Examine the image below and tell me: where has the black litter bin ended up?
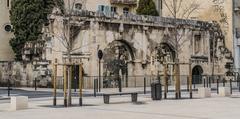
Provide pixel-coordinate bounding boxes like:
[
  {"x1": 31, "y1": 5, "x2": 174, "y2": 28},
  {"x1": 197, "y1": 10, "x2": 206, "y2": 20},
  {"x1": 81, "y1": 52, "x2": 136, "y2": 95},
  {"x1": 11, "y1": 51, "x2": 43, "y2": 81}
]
[{"x1": 151, "y1": 82, "x2": 162, "y2": 100}]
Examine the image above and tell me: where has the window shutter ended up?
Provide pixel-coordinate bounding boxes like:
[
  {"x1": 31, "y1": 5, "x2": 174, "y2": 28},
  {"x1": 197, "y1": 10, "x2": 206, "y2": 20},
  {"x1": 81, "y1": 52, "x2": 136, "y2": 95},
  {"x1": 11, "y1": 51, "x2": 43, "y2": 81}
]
[
  {"x1": 98, "y1": 5, "x2": 102, "y2": 12},
  {"x1": 104, "y1": 6, "x2": 110, "y2": 16}
]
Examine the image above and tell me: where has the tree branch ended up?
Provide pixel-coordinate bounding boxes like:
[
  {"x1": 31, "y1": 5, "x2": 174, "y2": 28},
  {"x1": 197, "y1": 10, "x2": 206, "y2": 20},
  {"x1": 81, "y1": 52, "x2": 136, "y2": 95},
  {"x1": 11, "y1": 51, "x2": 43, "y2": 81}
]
[{"x1": 162, "y1": 0, "x2": 175, "y2": 17}]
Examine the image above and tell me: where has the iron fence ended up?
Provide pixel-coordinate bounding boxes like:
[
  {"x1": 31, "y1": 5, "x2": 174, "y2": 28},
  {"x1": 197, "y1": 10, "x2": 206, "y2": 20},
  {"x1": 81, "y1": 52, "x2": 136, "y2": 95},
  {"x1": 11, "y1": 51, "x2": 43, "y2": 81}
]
[{"x1": 1, "y1": 75, "x2": 240, "y2": 92}]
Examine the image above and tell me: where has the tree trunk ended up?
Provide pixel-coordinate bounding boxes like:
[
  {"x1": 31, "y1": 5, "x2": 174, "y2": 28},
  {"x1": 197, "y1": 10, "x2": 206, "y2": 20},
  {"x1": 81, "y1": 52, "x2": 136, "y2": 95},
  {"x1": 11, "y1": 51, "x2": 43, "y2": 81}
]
[{"x1": 67, "y1": 49, "x2": 72, "y2": 106}]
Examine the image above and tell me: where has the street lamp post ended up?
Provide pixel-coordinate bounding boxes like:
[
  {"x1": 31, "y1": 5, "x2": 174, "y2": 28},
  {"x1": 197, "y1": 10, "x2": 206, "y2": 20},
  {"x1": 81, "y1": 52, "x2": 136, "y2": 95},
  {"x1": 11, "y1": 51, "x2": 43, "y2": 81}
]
[{"x1": 98, "y1": 50, "x2": 103, "y2": 92}]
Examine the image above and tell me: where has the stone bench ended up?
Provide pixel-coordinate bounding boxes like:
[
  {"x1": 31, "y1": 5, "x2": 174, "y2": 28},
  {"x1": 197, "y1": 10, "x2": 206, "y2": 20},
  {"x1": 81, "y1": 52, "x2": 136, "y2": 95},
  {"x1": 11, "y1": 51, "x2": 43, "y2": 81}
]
[
  {"x1": 219, "y1": 87, "x2": 231, "y2": 97},
  {"x1": 103, "y1": 92, "x2": 138, "y2": 104},
  {"x1": 198, "y1": 87, "x2": 211, "y2": 98},
  {"x1": 10, "y1": 96, "x2": 28, "y2": 111}
]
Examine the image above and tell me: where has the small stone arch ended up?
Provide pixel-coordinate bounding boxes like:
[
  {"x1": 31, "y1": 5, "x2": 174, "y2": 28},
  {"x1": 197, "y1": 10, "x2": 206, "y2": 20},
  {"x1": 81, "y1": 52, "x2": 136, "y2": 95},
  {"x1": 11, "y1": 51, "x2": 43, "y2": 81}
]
[
  {"x1": 192, "y1": 65, "x2": 204, "y2": 84},
  {"x1": 115, "y1": 40, "x2": 135, "y2": 61},
  {"x1": 159, "y1": 42, "x2": 176, "y2": 62}
]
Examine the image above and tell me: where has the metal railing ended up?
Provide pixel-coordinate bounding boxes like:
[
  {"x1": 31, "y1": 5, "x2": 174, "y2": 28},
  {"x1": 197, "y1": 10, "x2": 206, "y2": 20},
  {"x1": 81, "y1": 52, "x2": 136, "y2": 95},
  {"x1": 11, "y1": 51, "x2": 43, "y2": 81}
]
[{"x1": 1, "y1": 75, "x2": 240, "y2": 92}]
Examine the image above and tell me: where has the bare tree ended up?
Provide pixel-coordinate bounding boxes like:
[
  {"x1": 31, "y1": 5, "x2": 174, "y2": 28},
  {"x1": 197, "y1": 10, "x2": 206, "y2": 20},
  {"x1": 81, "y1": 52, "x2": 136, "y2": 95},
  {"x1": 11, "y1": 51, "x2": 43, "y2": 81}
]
[
  {"x1": 49, "y1": 0, "x2": 98, "y2": 106},
  {"x1": 162, "y1": 0, "x2": 201, "y2": 99},
  {"x1": 49, "y1": 0, "x2": 77, "y2": 107}
]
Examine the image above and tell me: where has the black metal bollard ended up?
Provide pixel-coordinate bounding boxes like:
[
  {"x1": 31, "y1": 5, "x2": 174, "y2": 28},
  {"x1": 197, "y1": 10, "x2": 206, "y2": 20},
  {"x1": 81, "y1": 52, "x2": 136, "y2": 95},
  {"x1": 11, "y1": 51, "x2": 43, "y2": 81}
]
[
  {"x1": 7, "y1": 79, "x2": 10, "y2": 97},
  {"x1": 62, "y1": 78, "x2": 64, "y2": 92},
  {"x1": 74, "y1": 77, "x2": 77, "y2": 92},
  {"x1": 209, "y1": 77, "x2": 211, "y2": 88},
  {"x1": 206, "y1": 77, "x2": 209, "y2": 88},
  {"x1": 204, "y1": 78, "x2": 206, "y2": 87},
  {"x1": 144, "y1": 77, "x2": 146, "y2": 94},
  {"x1": 126, "y1": 76, "x2": 128, "y2": 88},
  {"x1": 239, "y1": 79, "x2": 240, "y2": 92},
  {"x1": 223, "y1": 78, "x2": 225, "y2": 87},
  {"x1": 119, "y1": 78, "x2": 122, "y2": 92},
  {"x1": 79, "y1": 97, "x2": 83, "y2": 106},
  {"x1": 34, "y1": 78, "x2": 37, "y2": 91},
  {"x1": 239, "y1": 80, "x2": 240, "y2": 92},
  {"x1": 217, "y1": 79, "x2": 219, "y2": 94},
  {"x1": 193, "y1": 78, "x2": 196, "y2": 89},
  {"x1": 167, "y1": 78, "x2": 169, "y2": 93},
  {"x1": 230, "y1": 79, "x2": 233, "y2": 94},
  {"x1": 187, "y1": 77, "x2": 189, "y2": 92},
  {"x1": 237, "y1": 78, "x2": 240, "y2": 86},
  {"x1": 237, "y1": 79, "x2": 239, "y2": 87},
  {"x1": 94, "y1": 79, "x2": 97, "y2": 97}
]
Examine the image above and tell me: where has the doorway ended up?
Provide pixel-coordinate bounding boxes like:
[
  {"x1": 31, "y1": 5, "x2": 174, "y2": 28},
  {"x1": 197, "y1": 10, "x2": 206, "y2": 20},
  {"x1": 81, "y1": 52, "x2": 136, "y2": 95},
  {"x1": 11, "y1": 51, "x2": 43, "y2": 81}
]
[{"x1": 192, "y1": 65, "x2": 203, "y2": 84}]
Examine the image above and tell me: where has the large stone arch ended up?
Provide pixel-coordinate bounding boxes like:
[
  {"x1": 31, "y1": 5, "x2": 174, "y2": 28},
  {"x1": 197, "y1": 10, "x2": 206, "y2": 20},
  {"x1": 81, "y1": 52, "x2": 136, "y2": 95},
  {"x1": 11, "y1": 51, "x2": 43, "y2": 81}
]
[
  {"x1": 103, "y1": 40, "x2": 135, "y2": 63},
  {"x1": 102, "y1": 40, "x2": 135, "y2": 88}
]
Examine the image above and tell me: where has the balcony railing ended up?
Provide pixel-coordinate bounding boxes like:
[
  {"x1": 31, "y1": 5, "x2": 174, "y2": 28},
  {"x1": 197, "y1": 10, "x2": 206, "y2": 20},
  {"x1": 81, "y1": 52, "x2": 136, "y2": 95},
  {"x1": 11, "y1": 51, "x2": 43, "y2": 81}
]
[{"x1": 110, "y1": 0, "x2": 137, "y2": 5}]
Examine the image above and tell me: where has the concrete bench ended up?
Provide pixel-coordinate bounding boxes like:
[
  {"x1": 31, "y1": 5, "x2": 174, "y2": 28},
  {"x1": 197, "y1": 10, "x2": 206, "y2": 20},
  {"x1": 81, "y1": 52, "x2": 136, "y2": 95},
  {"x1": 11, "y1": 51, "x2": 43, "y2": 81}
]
[
  {"x1": 10, "y1": 96, "x2": 28, "y2": 111},
  {"x1": 198, "y1": 87, "x2": 211, "y2": 98},
  {"x1": 219, "y1": 87, "x2": 231, "y2": 97},
  {"x1": 103, "y1": 92, "x2": 138, "y2": 104}
]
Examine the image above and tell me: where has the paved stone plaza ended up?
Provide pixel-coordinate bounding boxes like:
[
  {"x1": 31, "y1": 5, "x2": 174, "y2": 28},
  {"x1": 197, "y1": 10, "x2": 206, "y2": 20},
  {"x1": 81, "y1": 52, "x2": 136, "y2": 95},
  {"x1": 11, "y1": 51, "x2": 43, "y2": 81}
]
[{"x1": 1, "y1": 91, "x2": 240, "y2": 119}]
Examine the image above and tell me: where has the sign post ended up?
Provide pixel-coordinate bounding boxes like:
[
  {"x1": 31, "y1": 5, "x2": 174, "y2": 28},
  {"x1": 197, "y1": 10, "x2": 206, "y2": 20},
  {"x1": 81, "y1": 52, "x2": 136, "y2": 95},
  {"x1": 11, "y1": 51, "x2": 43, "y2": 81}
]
[{"x1": 98, "y1": 50, "x2": 103, "y2": 92}]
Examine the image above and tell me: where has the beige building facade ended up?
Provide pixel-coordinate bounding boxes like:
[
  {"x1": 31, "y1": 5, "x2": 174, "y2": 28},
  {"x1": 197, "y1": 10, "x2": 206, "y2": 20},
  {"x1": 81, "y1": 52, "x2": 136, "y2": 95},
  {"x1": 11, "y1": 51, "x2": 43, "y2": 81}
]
[
  {"x1": 0, "y1": 0, "x2": 236, "y2": 88},
  {"x1": 0, "y1": 0, "x2": 14, "y2": 62},
  {"x1": 0, "y1": 0, "x2": 14, "y2": 86},
  {"x1": 162, "y1": 0, "x2": 233, "y2": 51},
  {"x1": 46, "y1": 4, "x2": 231, "y2": 88},
  {"x1": 64, "y1": 0, "x2": 138, "y2": 15}
]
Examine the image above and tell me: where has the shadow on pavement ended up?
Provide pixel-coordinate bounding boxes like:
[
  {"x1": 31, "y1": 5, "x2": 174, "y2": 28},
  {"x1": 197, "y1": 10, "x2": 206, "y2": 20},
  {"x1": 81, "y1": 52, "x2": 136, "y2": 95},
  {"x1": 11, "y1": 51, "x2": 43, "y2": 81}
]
[
  {"x1": 106, "y1": 101, "x2": 147, "y2": 105},
  {"x1": 39, "y1": 104, "x2": 99, "y2": 108}
]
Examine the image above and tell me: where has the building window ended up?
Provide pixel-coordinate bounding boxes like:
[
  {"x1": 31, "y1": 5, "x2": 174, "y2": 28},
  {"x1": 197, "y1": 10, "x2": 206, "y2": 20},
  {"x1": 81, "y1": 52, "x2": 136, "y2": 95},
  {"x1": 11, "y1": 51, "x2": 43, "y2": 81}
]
[
  {"x1": 194, "y1": 35, "x2": 201, "y2": 54},
  {"x1": 75, "y1": 3, "x2": 82, "y2": 10},
  {"x1": 98, "y1": 5, "x2": 105, "y2": 12},
  {"x1": 4, "y1": 24, "x2": 12, "y2": 32},
  {"x1": 111, "y1": 6, "x2": 117, "y2": 13},
  {"x1": 123, "y1": 7, "x2": 129, "y2": 15},
  {"x1": 7, "y1": 0, "x2": 10, "y2": 7},
  {"x1": 160, "y1": 0, "x2": 162, "y2": 9}
]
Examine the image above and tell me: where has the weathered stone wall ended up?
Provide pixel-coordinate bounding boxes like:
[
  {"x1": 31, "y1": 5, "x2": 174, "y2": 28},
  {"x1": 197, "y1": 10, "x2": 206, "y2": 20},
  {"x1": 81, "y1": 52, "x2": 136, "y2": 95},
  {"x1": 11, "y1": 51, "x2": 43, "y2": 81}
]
[{"x1": 49, "y1": 12, "x2": 222, "y2": 78}]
